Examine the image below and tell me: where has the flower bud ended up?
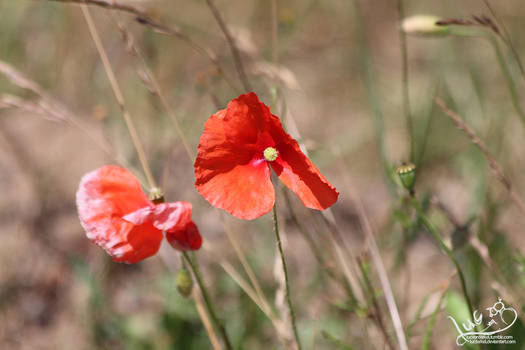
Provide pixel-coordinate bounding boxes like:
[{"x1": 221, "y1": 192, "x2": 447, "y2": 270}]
[
  {"x1": 401, "y1": 15, "x2": 450, "y2": 37},
  {"x1": 176, "y1": 267, "x2": 193, "y2": 298},
  {"x1": 148, "y1": 187, "x2": 164, "y2": 204},
  {"x1": 396, "y1": 163, "x2": 416, "y2": 192}
]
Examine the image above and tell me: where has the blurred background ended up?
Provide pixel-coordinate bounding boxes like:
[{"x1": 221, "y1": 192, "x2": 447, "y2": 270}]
[{"x1": 1, "y1": 0, "x2": 525, "y2": 348}]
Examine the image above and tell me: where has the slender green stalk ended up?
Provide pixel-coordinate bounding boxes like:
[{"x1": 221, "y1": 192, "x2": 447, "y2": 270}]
[
  {"x1": 410, "y1": 199, "x2": 474, "y2": 318},
  {"x1": 272, "y1": 205, "x2": 302, "y2": 350},
  {"x1": 183, "y1": 251, "x2": 233, "y2": 350},
  {"x1": 481, "y1": 0, "x2": 525, "y2": 80},
  {"x1": 488, "y1": 36, "x2": 525, "y2": 127},
  {"x1": 421, "y1": 287, "x2": 448, "y2": 350},
  {"x1": 449, "y1": 27, "x2": 525, "y2": 130},
  {"x1": 356, "y1": 258, "x2": 396, "y2": 350},
  {"x1": 350, "y1": 0, "x2": 394, "y2": 189},
  {"x1": 396, "y1": 0, "x2": 415, "y2": 163},
  {"x1": 282, "y1": 191, "x2": 357, "y2": 304},
  {"x1": 205, "y1": 0, "x2": 251, "y2": 91}
]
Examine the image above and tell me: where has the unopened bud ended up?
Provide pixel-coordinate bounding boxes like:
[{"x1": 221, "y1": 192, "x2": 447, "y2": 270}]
[
  {"x1": 176, "y1": 267, "x2": 193, "y2": 298},
  {"x1": 148, "y1": 187, "x2": 164, "y2": 204},
  {"x1": 396, "y1": 163, "x2": 416, "y2": 192},
  {"x1": 402, "y1": 15, "x2": 450, "y2": 37}
]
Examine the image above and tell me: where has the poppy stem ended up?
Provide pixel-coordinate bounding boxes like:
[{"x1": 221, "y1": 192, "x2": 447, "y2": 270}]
[
  {"x1": 272, "y1": 205, "x2": 302, "y2": 350},
  {"x1": 182, "y1": 251, "x2": 233, "y2": 350}
]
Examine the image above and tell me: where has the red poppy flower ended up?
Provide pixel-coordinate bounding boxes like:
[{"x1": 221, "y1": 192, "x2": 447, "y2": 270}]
[
  {"x1": 194, "y1": 92, "x2": 339, "y2": 220},
  {"x1": 76, "y1": 165, "x2": 202, "y2": 264}
]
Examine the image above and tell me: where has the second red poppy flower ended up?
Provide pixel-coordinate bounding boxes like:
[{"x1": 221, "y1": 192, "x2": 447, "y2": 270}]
[{"x1": 194, "y1": 92, "x2": 339, "y2": 220}]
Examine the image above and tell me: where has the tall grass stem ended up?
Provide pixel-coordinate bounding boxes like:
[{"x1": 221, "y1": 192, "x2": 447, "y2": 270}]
[
  {"x1": 396, "y1": 0, "x2": 415, "y2": 162},
  {"x1": 183, "y1": 251, "x2": 233, "y2": 350},
  {"x1": 80, "y1": 4, "x2": 156, "y2": 188},
  {"x1": 272, "y1": 205, "x2": 302, "y2": 350}
]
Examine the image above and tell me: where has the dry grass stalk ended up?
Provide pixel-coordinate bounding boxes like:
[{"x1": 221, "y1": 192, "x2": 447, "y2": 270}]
[
  {"x1": 204, "y1": 0, "x2": 251, "y2": 91},
  {"x1": 0, "y1": 94, "x2": 65, "y2": 123},
  {"x1": 356, "y1": 257, "x2": 396, "y2": 350},
  {"x1": 0, "y1": 60, "x2": 68, "y2": 121},
  {"x1": 113, "y1": 19, "x2": 194, "y2": 160},
  {"x1": 435, "y1": 97, "x2": 525, "y2": 217},
  {"x1": 192, "y1": 289, "x2": 224, "y2": 350},
  {"x1": 481, "y1": 0, "x2": 525, "y2": 78},
  {"x1": 47, "y1": 0, "x2": 238, "y2": 91},
  {"x1": 80, "y1": 3, "x2": 156, "y2": 188},
  {"x1": 48, "y1": 0, "x2": 147, "y2": 16},
  {"x1": 341, "y1": 176, "x2": 409, "y2": 350},
  {"x1": 0, "y1": 60, "x2": 128, "y2": 168},
  {"x1": 436, "y1": 15, "x2": 500, "y2": 35}
]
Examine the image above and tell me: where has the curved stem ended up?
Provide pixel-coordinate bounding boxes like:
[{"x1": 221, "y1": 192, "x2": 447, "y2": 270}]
[
  {"x1": 183, "y1": 251, "x2": 233, "y2": 350},
  {"x1": 272, "y1": 205, "x2": 302, "y2": 350}
]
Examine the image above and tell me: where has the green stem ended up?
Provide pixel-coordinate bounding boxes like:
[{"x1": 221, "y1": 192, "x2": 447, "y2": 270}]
[
  {"x1": 396, "y1": 0, "x2": 415, "y2": 163},
  {"x1": 182, "y1": 251, "x2": 233, "y2": 350},
  {"x1": 272, "y1": 205, "x2": 302, "y2": 350},
  {"x1": 410, "y1": 199, "x2": 474, "y2": 318},
  {"x1": 351, "y1": 0, "x2": 395, "y2": 190},
  {"x1": 421, "y1": 286, "x2": 448, "y2": 350},
  {"x1": 282, "y1": 191, "x2": 357, "y2": 305},
  {"x1": 488, "y1": 36, "x2": 525, "y2": 128},
  {"x1": 450, "y1": 28, "x2": 525, "y2": 131}
]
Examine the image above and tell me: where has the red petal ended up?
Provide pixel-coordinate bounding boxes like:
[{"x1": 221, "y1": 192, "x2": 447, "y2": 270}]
[
  {"x1": 194, "y1": 93, "x2": 276, "y2": 219},
  {"x1": 110, "y1": 221, "x2": 163, "y2": 264},
  {"x1": 123, "y1": 201, "x2": 193, "y2": 232},
  {"x1": 268, "y1": 118, "x2": 339, "y2": 210},
  {"x1": 197, "y1": 159, "x2": 274, "y2": 219},
  {"x1": 76, "y1": 165, "x2": 162, "y2": 263},
  {"x1": 166, "y1": 221, "x2": 203, "y2": 251}
]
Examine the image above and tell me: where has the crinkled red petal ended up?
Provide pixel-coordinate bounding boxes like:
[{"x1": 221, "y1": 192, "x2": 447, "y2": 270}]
[
  {"x1": 197, "y1": 158, "x2": 274, "y2": 219},
  {"x1": 166, "y1": 221, "x2": 202, "y2": 251},
  {"x1": 76, "y1": 165, "x2": 162, "y2": 263},
  {"x1": 267, "y1": 116, "x2": 339, "y2": 210},
  {"x1": 111, "y1": 220, "x2": 163, "y2": 264},
  {"x1": 123, "y1": 201, "x2": 202, "y2": 251},
  {"x1": 123, "y1": 202, "x2": 193, "y2": 232}
]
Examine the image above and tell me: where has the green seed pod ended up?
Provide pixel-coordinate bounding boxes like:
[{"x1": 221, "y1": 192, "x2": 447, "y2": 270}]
[
  {"x1": 401, "y1": 15, "x2": 450, "y2": 37},
  {"x1": 396, "y1": 163, "x2": 416, "y2": 192},
  {"x1": 148, "y1": 187, "x2": 164, "y2": 204},
  {"x1": 176, "y1": 267, "x2": 193, "y2": 298}
]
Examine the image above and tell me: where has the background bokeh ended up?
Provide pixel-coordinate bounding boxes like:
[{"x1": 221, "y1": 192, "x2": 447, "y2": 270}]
[{"x1": 1, "y1": 0, "x2": 525, "y2": 348}]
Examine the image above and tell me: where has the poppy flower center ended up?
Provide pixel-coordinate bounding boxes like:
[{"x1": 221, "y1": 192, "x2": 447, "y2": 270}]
[{"x1": 263, "y1": 147, "x2": 279, "y2": 162}]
